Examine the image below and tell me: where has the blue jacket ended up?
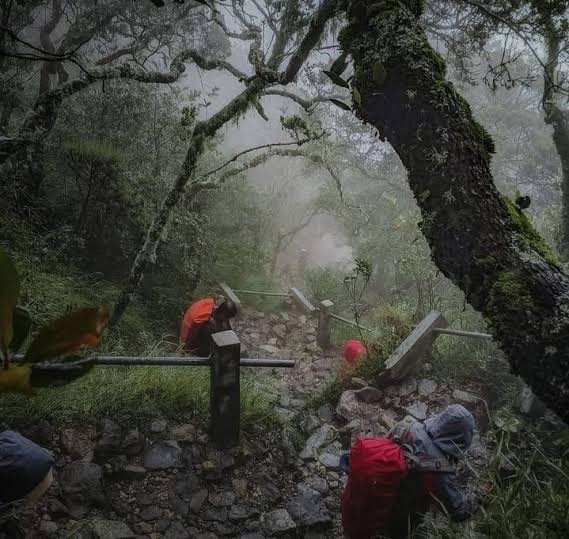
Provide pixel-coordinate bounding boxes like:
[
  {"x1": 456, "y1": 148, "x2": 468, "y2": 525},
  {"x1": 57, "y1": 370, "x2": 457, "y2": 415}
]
[
  {"x1": 405, "y1": 404, "x2": 476, "y2": 521},
  {"x1": 0, "y1": 431, "x2": 54, "y2": 506}
]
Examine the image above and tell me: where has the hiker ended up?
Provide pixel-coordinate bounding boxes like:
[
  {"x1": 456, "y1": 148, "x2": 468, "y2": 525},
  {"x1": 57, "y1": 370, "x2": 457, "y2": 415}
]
[
  {"x1": 341, "y1": 404, "x2": 477, "y2": 539},
  {"x1": 0, "y1": 431, "x2": 54, "y2": 537},
  {"x1": 180, "y1": 298, "x2": 237, "y2": 356}
]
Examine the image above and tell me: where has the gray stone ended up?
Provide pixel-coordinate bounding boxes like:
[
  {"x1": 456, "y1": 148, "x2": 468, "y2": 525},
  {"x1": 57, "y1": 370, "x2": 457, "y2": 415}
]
[
  {"x1": 351, "y1": 377, "x2": 368, "y2": 388},
  {"x1": 405, "y1": 402, "x2": 428, "y2": 420},
  {"x1": 452, "y1": 389, "x2": 478, "y2": 404},
  {"x1": 171, "y1": 424, "x2": 195, "y2": 443},
  {"x1": 190, "y1": 489, "x2": 209, "y2": 513},
  {"x1": 121, "y1": 428, "x2": 144, "y2": 456},
  {"x1": 304, "y1": 476, "x2": 329, "y2": 495},
  {"x1": 300, "y1": 414, "x2": 321, "y2": 434},
  {"x1": 418, "y1": 379, "x2": 438, "y2": 397},
  {"x1": 140, "y1": 505, "x2": 162, "y2": 521},
  {"x1": 59, "y1": 462, "x2": 105, "y2": 518},
  {"x1": 318, "y1": 453, "x2": 340, "y2": 470},
  {"x1": 300, "y1": 425, "x2": 336, "y2": 460},
  {"x1": 398, "y1": 379, "x2": 418, "y2": 397},
  {"x1": 94, "y1": 419, "x2": 122, "y2": 457},
  {"x1": 155, "y1": 519, "x2": 171, "y2": 533},
  {"x1": 89, "y1": 519, "x2": 134, "y2": 539},
  {"x1": 175, "y1": 476, "x2": 201, "y2": 498},
  {"x1": 336, "y1": 391, "x2": 360, "y2": 422},
  {"x1": 379, "y1": 410, "x2": 398, "y2": 430},
  {"x1": 240, "y1": 535, "x2": 265, "y2": 539},
  {"x1": 203, "y1": 507, "x2": 229, "y2": 522},
  {"x1": 259, "y1": 344, "x2": 280, "y2": 355},
  {"x1": 233, "y1": 478, "x2": 248, "y2": 497},
  {"x1": 305, "y1": 341, "x2": 320, "y2": 353},
  {"x1": 143, "y1": 440, "x2": 182, "y2": 470},
  {"x1": 39, "y1": 521, "x2": 58, "y2": 537},
  {"x1": 229, "y1": 505, "x2": 261, "y2": 521},
  {"x1": 263, "y1": 509, "x2": 296, "y2": 536},
  {"x1": 286, "y1": 485, "x2": 331, "y2": 528},
  {"x1": 274, "y1": 407, "x2": 295, "y2": 421},
  {"x1": 60, "y1": 428, "x2": 95, "y2": 460},
  {"x1": 354, "y1": 386, "x2": 382, "y2": 403},
  {"x1": 164, "y1": 521, "x2": 191, "y2": 539},
  {"x1": 273, "y1": 325, "x2": 287, "y2": 339},
  {"x1": 121, "y1": 464, "x2": 146, "y2": 480},
  {"x1": 150, "y1": 418, "x2": 168, "y2": 433},
  {"x1": 209, "y1": 490, "x2": 236, "y2": 507}
]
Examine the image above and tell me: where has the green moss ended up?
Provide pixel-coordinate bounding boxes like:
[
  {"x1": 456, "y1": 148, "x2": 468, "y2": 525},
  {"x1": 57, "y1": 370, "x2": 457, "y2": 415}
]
[
  {"x1": 488, "y1": 270, "x2": 533, "y2": 311},
  {"x1": 503, "y1": 196, "x2": 560, "y2": 268}
]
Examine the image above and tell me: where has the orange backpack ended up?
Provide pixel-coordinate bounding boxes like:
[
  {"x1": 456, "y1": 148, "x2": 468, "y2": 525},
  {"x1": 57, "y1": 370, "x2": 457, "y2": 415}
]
[{"x1": 180, "y1": 298, "x2": 215, "y2": 346}]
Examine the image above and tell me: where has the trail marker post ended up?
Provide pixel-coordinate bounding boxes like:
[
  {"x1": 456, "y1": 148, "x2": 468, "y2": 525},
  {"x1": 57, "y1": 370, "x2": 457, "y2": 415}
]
[{"x1": 317, "y1": 299, "x2": 334, "y2": 349}]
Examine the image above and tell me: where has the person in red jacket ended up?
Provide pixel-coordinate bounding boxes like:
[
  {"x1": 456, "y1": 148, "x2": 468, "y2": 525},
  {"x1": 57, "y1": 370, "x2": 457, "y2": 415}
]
[{"x1": 182, "y1": 300, "x2": 237, "y2": 356}]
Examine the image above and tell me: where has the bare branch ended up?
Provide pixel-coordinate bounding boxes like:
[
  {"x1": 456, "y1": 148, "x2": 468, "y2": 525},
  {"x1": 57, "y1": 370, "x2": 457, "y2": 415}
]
[
  {"x1": 202, "y1": 138, "x2": 312, "y2": 178},
  {"x1": 282, "y1": 0, "x2": 339, "y2": 83},
  {"x1": 263, "y1": 88, "x2": 345, "y2": 110}
]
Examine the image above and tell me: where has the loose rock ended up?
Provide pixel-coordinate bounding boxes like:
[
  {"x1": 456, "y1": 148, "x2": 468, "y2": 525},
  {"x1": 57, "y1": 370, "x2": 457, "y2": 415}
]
[
  {"x1": 143, "y1": 440, "x2": 183, "y2": 470},
  {"x1": 263, "y1": 509, "x2": 296, "y2": 536}
]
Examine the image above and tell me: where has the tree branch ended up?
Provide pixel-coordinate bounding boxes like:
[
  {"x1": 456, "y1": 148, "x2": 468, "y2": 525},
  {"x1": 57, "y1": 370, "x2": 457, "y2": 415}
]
[
  {"x1": 262, "y1": 88, "x2": 345, "y2": 110},
  {"x1": 282, "y1": 0, "x2": 339, "y2": 83}
]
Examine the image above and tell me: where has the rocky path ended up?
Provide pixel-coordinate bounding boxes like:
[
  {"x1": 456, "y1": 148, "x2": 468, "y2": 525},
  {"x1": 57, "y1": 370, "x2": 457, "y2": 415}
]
[{"x1": 7, "y1": 303, "x2": 494, "y2": 539}]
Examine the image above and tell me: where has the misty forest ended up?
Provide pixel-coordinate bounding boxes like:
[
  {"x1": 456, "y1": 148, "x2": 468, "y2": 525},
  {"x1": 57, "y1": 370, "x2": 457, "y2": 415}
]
[{"x1": 1, "y1": 0, "x2": 569, "y2": 538}]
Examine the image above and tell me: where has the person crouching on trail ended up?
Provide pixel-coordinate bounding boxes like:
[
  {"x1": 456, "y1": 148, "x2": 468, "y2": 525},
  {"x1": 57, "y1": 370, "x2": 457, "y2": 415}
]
[
  {"x1": 340, "y1": 404, "x2": 478, "y2": 539},
  {"x1": 180, "y1": 299, "x2": 237, "y2": 356}
]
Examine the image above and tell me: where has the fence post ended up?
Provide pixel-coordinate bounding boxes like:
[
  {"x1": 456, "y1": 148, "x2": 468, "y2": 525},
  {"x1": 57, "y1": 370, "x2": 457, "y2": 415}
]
[
  {"x1": 210, "y1": 330, "x2": 241, "y2": 449},
  {"x1": 317, "y1": 300, "x2": 334, "y2": 349}
]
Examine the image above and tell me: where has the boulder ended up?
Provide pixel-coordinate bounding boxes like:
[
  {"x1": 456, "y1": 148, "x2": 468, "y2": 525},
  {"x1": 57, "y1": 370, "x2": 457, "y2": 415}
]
[
  {"x1": 405, "y1": 402, "x2": 428, "y2": 421},
  {"x1": 59, "y1": 462, "x2": 105, "y2": 518},
  {"x1": 60, "y1": 427, "x2": 95, "y2": 460},
  {"x1": 286, "y1": 485, "x2": 331, "y2": 528},
  {"x1": 418, "y1": 379, "x2": 438, "y2": 397},
  {"x1": 273, "y1": 325, "x2": 287, "y2": 339},
  {"x1": 150, "y1": 418, "x2": 168, "y2": 433},
  {"x1": 353, "y1": 386, "x2": 382, "y2": 403},
  {"x1": 299, "y1": 425, "x2": 336, "y2": 460},
  {"x1": 143, "y1": 440, "x2": 183, "y2": 470},
  {"x1": 94, "y1": 419, "x2": 122, "y2": 457},
  {"x1": 398, "y1": 379, "x2": 418, "y2": 397},
  {"x1": 209, "y1": 490, "x2": 236, "y2": 507},
  {"x1": 121, "y1": 428, "x2": 144, "y2": 456},
  {"x1": 336, "y1": 391, "x2": 360, "y2": 422},
  {"x1": 263, "y1": 509, "x2": 296, "y2": 536},
  {"x1": 190, "y1": 489, "x2": 209, "y2": 513},
  {"x1": 171, "y1": 424, "x2": 195, "y2": 444},
  {"x1": 229, "y1": 505, "x2": 261, "y2": 522}
]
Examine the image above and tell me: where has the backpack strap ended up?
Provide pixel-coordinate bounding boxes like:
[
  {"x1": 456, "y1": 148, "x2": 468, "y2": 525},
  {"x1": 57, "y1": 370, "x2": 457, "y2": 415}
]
[
  {"x1": 404, "y1": 452, "x2": 456, "y2": 473},
  {"x1": 389, "y1": 417, "x2": 456, "y2": 474}
]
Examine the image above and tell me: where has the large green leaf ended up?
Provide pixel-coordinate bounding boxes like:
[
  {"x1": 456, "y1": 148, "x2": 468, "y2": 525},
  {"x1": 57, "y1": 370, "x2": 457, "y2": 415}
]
[
  {"x1": 0, "y1": 246, "x2": 20, "y2": 362},
  {"x1": 24, "y1": 306, "x2": 109, "y2": 363}
]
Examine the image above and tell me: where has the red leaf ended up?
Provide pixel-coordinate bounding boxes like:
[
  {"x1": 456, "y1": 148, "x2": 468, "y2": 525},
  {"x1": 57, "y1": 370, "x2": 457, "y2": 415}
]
[{"x1": 24, "y1": 306, "x2": 109, "y2": 363}]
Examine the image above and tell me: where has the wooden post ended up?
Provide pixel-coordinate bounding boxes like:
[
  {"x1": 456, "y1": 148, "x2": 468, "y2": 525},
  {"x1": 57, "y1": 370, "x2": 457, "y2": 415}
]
[
  {"x1": 317, "y1": 300, "x2": 334, "y2": 349},
  {"x1": 210, "y1": 330, "x2": 241, "y2": 449},
  {"x1": 378, "y1": 311, "x2": 448, "y2": 386},
  {"x1": 289, "y1": 287, "x2": 317, "y2": 314}
]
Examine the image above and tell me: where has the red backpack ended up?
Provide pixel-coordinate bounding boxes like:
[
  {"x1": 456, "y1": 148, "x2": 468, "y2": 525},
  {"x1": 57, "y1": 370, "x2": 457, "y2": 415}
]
[
  {"x1": 340, "y1": 433, "x2": 454, "y2": 539},
  {"x1": 180, "y1": 298, "x2": 215, "y2": 348}
]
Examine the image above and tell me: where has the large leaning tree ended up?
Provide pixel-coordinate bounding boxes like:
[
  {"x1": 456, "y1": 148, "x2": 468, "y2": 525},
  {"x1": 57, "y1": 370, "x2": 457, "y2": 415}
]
[{"x1": 333, "y1": 0, "x2": 569, "y2": 422}]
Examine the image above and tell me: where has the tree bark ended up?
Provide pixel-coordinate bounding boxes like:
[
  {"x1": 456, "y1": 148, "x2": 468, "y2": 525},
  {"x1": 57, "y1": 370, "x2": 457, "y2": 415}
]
[
  {"x1": 340, "y1": 0, "x2": 569, "y2": 422},
  {"x1": 541, "y1": 24, "x2": 569, "y2": 260}
]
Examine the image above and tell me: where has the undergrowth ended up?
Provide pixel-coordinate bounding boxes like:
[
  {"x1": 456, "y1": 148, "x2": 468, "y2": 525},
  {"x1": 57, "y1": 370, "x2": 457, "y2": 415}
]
[
  {"x1": 0, "y1": 244, "x2": 277, "y2": 431},
  {"x1": 428, "y1": 422, "x2": 569, "y2": 539}
]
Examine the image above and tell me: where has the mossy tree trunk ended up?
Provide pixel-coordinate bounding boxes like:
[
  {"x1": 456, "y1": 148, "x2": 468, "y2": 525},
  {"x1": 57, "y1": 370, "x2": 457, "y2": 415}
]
[
  {"x1": 542, "y1": 23, "x2": 569, "y2": 260},
  {"x1": 340, "y1": 0, "x2": 569, "y2": 422}
]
